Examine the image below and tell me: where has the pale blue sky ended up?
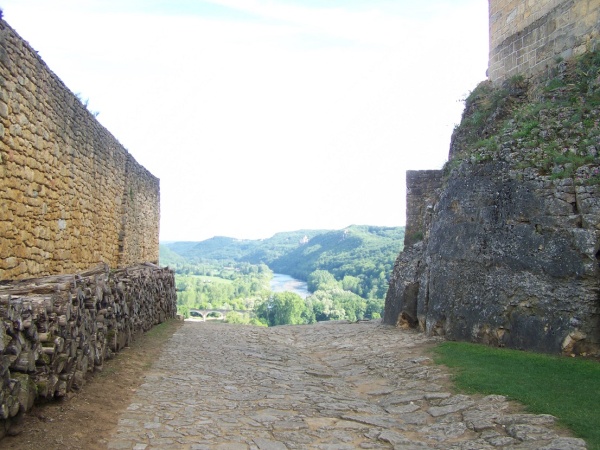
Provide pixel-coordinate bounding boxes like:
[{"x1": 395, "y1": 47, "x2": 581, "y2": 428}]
[{"x1": 1, "y1": 0, "x2": 489, "y2": 242}]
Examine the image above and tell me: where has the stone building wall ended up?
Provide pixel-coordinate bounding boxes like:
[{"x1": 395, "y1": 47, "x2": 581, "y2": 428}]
[
  {"x1": 488, "y1": 0, "x2": 600, "y2": 83},
  {"x1": 0, "y1": 20, "x2": 159, "y2": 280}
]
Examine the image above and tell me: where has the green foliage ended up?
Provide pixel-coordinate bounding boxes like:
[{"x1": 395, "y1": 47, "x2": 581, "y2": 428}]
[
  {"x1": 584, "y1": 168, "x2": 600, "y2": 185},
  {"x1": 511, "y1": 119, "x2": 539, "y2": 139},
  {"x1": 526, "y1": 53, "x2": 600, "y2": 184},
  {"x1": 544, "y1": 77, "x2": 566, "y2": 92},
  {"x1": 268, "y1": 226, "x2": 404, "y2": 300},
  {"x1": 256, "y1": 292, "x2": 313, "y2": 327},
  {"x1": 473, "y1": 137, "x2": 498, "y2": 152},
  {"x1": 307, "y1": 270, "x2": 338, "y2": 292},
  {"x1": 242, "y1": 230, "x2": 328, "y2": 264},
  {"x1": 451, "y1": 75, "x2": 526, "y2": 164},
  {"x1": 163, "y1": 226, "x2": 399, "y2": 327},
  {"x1": 448, "y1": 49, "x2": 600, "y2": 185},
  {"x1": 177, "y1": 305, "x2": 190, "y2": 318},
  {"x1": 159, "y1": 244, "x2": 187, "y2": 267},
  {"x1": 164, "y1": 231, "x2": 327, "y2": 264},
  {"x1": 172, "y1": 258, "x2": 385, "y2": 327},
  {"x1": 306, "y1": 289, "x2": 383, "y2": 322},
  {"x1": 252, "y1": 279, "x2": 384, "y2": 326},
  {"x1": 225, "y1": 311, "x2": 267, "y2": 327},
  {"x1": 540, "y1": 149, "x2": 596, "y2": 180},
  {"x1": 163, "y1": 225, "x2": 404, "y2": 302},
  {"x1": 432, "y1": 342, "x2": 600, "y2": 449},
  {"x1": 341, "y1": 275, "x2": 361, "y2": 293},
  {"x1": 461, "y1": 75, "x2": 524, "y2": 132},
  {"x1": 178, "y1": 236, "x2": 258, "y2": 261},
  {"x1": 174, "y1": 261, "x2": 272, "y2": 314}
]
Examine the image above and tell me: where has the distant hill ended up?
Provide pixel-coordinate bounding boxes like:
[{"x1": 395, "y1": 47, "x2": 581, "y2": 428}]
[
  {"x1": 158, "y1": 244, "x2": 187, "y2": 267},
  {"x1": 240, "y1": 230, "x2": 329, "y2": 265},
  {"x1": 161, "y1": 225, "x2": 405, "y2": 299},
  {"x1": 176, "y1": 236, "x2": 259, "y2": 261},
  {"x1": 268, "y1": 226, "x2": 404, "y2": 281},
  {"x1": 163, "y1": 230, "x2": 329, "y2": 264}
]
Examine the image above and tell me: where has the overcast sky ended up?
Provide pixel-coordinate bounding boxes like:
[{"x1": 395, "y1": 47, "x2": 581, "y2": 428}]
[{"x1": 1, "y1": 0, "x2": 489, "y2": 242}]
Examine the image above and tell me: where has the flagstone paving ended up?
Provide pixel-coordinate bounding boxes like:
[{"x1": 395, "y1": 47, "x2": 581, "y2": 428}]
[{"x1": 107, "y1": 321, "x2": 586, "y2": 449}]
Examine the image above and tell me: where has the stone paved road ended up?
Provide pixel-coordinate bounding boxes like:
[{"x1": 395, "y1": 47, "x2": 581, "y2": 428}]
[{"x1": 107, "y1": 321, "x2": 586, "y2": 449}]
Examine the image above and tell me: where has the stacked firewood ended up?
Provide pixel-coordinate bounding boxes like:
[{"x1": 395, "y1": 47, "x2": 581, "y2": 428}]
[{"x1": 0, "y1": 263, "x2": 176, "y2": 424}]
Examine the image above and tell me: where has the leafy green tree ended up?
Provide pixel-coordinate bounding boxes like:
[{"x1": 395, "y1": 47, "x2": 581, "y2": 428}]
[
  {"x1": 301, "y1": 304, "x2": 316, "y2": 324},
  {"x1": 311, "y1": 297, "x2": 329, "y2": 321},
  {"x1": 307, "y1": 270, "x2": 338, "y2": 292},
  {"x1": 225, "y1": 311, "x2": 248, "y2": 324},
  {"x1": 256, "y1": 292, "x2": 310, "y2": 326},
  {"x1": 177, "y1": 305, "x2": 190, "y2": 318},
  {"x1": 162, "y1": 225, "x2": 405, "y2": 304},
  {"x1": 249, "y1": 317, "x2": 268, "y2": 327},
  {"x1": 341, "y1": 275, "x2": 361, "y2": 294},
  {"x1": 365, "y1": 299, "x2": 384, "y2": 319}
]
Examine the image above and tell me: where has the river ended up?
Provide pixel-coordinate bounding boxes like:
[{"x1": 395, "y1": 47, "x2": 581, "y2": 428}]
[{"x1": 270, "y1": 273, "x2": 309, "y2": 298}]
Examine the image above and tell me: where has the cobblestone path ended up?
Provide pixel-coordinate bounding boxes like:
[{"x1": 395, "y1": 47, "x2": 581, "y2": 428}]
[{"x1": 107, "y1": 321, "x2": 586, "y2": 449}]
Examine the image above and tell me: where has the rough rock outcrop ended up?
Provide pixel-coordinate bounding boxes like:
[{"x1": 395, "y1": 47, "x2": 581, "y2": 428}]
[{"x1": 385, "y1": 54, "x2": 600, "y2": 355}]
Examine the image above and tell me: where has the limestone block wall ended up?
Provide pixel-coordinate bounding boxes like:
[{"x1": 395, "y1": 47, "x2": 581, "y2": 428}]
[
  {"x1": 0, "y1": 20, "x2": 159, "y2": 280},
  {"x1": 119, "y1": 156, "x2": 161, "y2": 267},
  {"x1": 404, "y1": 170, "x2": 442, "y2": 247},
  {"x1": 488, "y1": 0, "x2": 600, "y2": 83}
]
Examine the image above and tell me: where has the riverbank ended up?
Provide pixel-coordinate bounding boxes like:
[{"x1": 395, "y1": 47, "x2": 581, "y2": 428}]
[{"x1": 270, "y1": 273, "x2": 309, "y2": 298}]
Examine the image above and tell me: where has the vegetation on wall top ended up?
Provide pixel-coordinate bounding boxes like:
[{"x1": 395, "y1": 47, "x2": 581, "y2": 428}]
[{"x1": 447, "y1": 49, "x2": 600, "y2": 186}]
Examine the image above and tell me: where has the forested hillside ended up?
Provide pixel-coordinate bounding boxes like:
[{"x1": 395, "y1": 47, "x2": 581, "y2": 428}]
[
  {"x1": 162, "y1": 230, "x2": 327, "y2": 264},
  {"x1": 161, "y1": 225, "x2": 404, "y2": 299},
  {"x1": 268, "y1": 226, "x2": 404, "y2": 299},
  {"x1": 161, "y1": 225, "x2": 404, "y2": 325}
]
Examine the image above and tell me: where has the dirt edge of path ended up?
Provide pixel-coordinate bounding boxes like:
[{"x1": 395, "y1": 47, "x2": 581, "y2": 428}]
[{"x1": 2, "y1": 319, "x2": 184, "y2": 450}]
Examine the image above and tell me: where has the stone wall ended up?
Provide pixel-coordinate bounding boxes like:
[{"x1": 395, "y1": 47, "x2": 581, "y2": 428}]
[
  {"x1": 488, "y1": 0, "x2": 600, "y2": 83},
  {"x1": 0, "y1": 20, "x2": 159, "y2": 280}
]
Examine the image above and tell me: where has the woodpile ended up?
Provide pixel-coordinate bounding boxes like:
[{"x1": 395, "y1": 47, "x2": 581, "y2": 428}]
[{"x1": 0, "y1": 262, "x2": 176, "y2": 430}]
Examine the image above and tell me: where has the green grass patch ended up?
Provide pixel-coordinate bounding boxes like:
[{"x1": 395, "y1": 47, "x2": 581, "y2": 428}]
[
  {"x1": 512, "y1": 120, "x2": 539, "y2": 139},
  {"x1": 473, "y1": 137, "x2": 498, "y2": 152},
  {"x1": 145, "y1": 318, "x2": 181, "y2": 338},
  {"x1": 544, "y1": 77, "x2": 566, "y2": 92},
  {"x1": 585, "y1": 175, "x2": 600, "y2": 185},
  {"x1": 432, "y1": 342, "x2": 600, "y2": 449},
  {"x1": 450, "y1": 49, "x2": 600, "y2": 178}
]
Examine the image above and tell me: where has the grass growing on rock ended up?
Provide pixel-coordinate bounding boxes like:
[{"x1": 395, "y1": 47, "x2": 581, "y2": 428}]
[
  {"x1": 432, "y1": 342, "x2": 600, "y2": 449},
  {"x1": 447, "y1": 50, "x2": 600, "y2": 185}
]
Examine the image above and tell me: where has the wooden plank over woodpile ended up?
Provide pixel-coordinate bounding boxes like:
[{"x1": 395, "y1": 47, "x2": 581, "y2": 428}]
[{"x1": 0, "y1": 263, "x2": 176, "y2": 432}]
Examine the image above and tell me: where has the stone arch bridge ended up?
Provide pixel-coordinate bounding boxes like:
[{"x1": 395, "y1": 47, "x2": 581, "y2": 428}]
[{"x1": 189, "y1": 309, "x2": 251, "y2": 321}]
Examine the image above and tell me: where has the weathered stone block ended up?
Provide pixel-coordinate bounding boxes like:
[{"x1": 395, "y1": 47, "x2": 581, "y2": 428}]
[{"x1": 489, "y1": 0, "x2": 600, "y2": 84}]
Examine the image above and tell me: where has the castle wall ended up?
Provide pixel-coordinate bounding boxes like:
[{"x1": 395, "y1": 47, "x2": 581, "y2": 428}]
[
  {"x1": 0, "y1": 20, "x2": 159, "y2": 280},
  {"x1": 488, "y1": 0, "x2": 600, "y2": 83}
]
